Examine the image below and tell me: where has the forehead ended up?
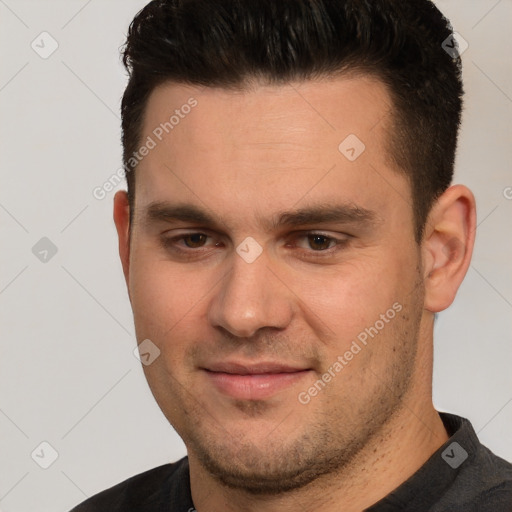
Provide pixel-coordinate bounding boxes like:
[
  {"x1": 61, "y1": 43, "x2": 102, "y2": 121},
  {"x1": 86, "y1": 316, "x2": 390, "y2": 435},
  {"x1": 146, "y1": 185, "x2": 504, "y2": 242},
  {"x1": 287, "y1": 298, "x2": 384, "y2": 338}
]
[
  {"x1": 134, "y1": 76, "x2": 410, "y2": 231},
  {"x1": 142, "y1": 75, "x2": 393, "y2": 153}
]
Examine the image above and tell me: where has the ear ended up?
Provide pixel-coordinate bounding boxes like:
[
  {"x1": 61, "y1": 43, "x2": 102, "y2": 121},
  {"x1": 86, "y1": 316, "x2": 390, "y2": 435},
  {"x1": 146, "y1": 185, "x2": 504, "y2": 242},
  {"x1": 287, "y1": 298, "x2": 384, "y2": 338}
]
[
  {"x1": 113, "y1": 190, "x2": 131, "y2": 286},
  {"x1": 421, "y1": 184, "x2": 476, "y2": 312}
]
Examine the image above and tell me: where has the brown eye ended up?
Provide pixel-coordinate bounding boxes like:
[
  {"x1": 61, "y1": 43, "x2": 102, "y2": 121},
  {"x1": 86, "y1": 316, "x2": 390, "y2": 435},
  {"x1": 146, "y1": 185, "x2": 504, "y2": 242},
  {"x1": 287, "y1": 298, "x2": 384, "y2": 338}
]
[
  {"x1": 183, "y1": 233, "x2": 208, "y2": 248},
  {"x1": 307, "y1": 234, "x2": 333, "y2": 251}
]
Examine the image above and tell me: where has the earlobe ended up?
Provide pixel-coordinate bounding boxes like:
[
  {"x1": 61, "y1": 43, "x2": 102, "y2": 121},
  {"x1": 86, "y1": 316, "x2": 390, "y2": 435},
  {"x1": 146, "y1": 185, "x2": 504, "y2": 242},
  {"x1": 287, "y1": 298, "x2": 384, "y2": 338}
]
[
  {"x1": 113, "y1": 190, "x2": 131, "y2": 286},
  {"x1": 422, "y1": 185, "x2": 476, "y2": 313}
]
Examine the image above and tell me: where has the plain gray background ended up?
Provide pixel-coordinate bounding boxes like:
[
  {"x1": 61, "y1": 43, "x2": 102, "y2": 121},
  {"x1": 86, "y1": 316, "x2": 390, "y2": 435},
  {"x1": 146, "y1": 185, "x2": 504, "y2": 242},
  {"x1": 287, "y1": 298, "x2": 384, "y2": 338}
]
[{"x1": 0, "y1": 1, "x2": 511, "y2": 511}]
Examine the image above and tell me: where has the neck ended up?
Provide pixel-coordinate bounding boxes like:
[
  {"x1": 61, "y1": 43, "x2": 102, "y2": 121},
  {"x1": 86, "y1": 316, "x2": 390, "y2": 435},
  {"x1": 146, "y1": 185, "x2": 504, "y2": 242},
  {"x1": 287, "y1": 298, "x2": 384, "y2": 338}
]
[{"x1": 189, "y1": 402, "x2": 449, "y2": 512}]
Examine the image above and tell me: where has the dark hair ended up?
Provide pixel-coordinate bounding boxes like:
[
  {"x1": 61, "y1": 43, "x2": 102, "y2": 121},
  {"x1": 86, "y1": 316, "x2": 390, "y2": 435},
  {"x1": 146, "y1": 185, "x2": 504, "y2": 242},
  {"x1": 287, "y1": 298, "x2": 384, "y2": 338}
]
[{"x1": 121, "y1": 0, "x2": 463, "y2": 241}]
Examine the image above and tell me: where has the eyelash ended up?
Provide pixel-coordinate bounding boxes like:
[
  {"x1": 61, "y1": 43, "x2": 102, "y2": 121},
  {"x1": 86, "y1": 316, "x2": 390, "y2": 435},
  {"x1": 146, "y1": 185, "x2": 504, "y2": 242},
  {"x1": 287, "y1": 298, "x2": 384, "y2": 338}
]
[{"x1": 160, "y1": 232, "x2": 350, "y2": 260}]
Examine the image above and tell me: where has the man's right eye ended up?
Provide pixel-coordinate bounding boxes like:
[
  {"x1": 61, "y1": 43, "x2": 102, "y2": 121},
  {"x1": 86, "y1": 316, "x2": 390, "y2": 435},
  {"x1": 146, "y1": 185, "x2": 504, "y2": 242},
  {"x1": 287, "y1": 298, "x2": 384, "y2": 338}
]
[
  {"x1": 160, "y1": 232, "x2": 223, "y2": 258},
  {"x1": 181, "y1": 233, "x2": 209, "y2": 248}
]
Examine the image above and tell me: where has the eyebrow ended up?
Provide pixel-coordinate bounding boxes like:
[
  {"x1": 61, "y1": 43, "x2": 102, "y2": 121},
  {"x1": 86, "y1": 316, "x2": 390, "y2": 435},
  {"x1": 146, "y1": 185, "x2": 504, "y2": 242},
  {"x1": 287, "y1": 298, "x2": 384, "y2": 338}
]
[
  {"x1": 146, "y1": 202, "x2": 217, "y2": 226},
  {"x1": 143, "y1": 201, "x2": 378, "y2": 231},
  {"x1": 272, "y1": 204, "x2": 377, "y2": 230}
]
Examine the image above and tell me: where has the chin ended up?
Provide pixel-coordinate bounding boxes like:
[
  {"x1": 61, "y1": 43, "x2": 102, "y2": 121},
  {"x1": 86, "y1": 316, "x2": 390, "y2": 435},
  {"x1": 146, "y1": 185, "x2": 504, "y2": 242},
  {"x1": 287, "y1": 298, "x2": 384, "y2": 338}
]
[
  {"x1": 187, "y1": 426, "x2": 364, "y2": 496},
  {"x1": 199, "y1": 449, "x2": 326, "y2": 495}
]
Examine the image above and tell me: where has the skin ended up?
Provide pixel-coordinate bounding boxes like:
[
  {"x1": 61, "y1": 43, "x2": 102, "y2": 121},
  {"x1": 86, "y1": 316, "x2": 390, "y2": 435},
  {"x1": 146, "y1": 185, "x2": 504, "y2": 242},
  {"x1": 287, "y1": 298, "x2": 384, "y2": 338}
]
[{"x1": 114, "y1": 76, "x2": 476, "y2": 512}]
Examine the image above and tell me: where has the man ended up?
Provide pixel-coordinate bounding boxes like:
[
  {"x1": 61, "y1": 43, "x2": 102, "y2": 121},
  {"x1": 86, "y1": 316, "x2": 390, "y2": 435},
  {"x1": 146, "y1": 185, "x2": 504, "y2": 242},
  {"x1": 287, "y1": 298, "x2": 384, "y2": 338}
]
[{"x1": 72, "y1": 0, "x2": 512, "y2": 510}]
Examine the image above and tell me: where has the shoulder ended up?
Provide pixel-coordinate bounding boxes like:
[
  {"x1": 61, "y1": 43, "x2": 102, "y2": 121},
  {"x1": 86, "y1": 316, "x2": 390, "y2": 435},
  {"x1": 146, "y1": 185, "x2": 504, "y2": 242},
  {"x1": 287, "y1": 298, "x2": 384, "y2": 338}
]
[
  {"x1": 439, "y1": 415, "x2": 512, "y2": 511},
  {"x1": 69, "y1": 458, "x2": 190, "y2": 511},
  {"x1": 463, "y1": 447, "x2": 512, "y2": 511}
]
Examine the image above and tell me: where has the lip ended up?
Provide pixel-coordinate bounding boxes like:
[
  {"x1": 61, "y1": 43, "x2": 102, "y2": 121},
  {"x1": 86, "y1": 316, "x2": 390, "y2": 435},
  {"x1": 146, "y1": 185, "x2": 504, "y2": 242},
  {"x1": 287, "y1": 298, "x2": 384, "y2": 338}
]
[{"x1": 202, "y1": 361, "x2": 312, "y2": 400}]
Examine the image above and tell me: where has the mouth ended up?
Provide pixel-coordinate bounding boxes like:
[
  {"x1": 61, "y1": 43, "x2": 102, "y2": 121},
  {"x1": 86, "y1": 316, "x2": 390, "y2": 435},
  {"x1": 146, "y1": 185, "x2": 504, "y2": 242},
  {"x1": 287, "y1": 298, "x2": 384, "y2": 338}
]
[{"x1": 201, "y1": 361, "x2": 313, "y2": 400}]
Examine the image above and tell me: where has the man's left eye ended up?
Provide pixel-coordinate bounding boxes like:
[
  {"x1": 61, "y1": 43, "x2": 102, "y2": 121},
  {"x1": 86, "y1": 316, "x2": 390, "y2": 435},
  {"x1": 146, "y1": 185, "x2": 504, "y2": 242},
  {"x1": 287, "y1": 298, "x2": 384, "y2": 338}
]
[{"x1": 306, "y1": 234, "x2": 336, "y2": 251}]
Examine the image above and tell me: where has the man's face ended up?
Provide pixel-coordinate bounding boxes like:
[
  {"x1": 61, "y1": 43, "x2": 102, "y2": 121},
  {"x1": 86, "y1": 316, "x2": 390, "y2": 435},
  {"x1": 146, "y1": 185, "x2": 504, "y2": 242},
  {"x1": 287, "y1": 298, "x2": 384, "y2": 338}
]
[{"x1": 124, "y1": 76, "x2": 428, "y2": 493}]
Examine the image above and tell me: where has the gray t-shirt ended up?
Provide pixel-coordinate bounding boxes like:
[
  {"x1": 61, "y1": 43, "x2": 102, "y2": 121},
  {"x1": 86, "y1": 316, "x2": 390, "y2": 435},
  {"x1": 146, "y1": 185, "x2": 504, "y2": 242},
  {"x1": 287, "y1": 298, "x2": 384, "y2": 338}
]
[
  {"x1": 71, "y1": 413, "x2": 512, "y2": 511},
  {"x1": 366, "y1": 413, "x2": 512, "y2": 511}
]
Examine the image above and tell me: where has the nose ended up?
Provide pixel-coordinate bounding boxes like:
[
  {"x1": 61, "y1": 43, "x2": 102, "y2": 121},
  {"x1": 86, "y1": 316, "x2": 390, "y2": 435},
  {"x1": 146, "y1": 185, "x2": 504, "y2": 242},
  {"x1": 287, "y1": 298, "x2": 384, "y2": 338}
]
[{"x1": 207, "y1": 248, "x2": 294, "y2": 339}]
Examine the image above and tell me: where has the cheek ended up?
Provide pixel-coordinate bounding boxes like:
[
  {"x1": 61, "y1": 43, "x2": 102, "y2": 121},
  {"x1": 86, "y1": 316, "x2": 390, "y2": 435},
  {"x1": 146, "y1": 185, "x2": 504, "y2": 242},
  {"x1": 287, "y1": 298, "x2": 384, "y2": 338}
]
[
  {"x1": 128, "y1": 253, "x2": 209, "y2": 342},
  {"x1": 129, "y1": 259, "x2": 211, "y2": 397},
  {"x1": 298, "y1": 252, "x2": 418, "y2": 347}
]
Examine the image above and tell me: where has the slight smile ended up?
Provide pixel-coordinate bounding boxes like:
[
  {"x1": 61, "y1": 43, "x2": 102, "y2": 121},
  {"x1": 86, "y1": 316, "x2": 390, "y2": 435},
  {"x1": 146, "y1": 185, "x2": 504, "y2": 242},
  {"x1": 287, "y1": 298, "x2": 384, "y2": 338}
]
[{"x1": 202, "y1": 362, "x2": 313, "y2": 400}]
